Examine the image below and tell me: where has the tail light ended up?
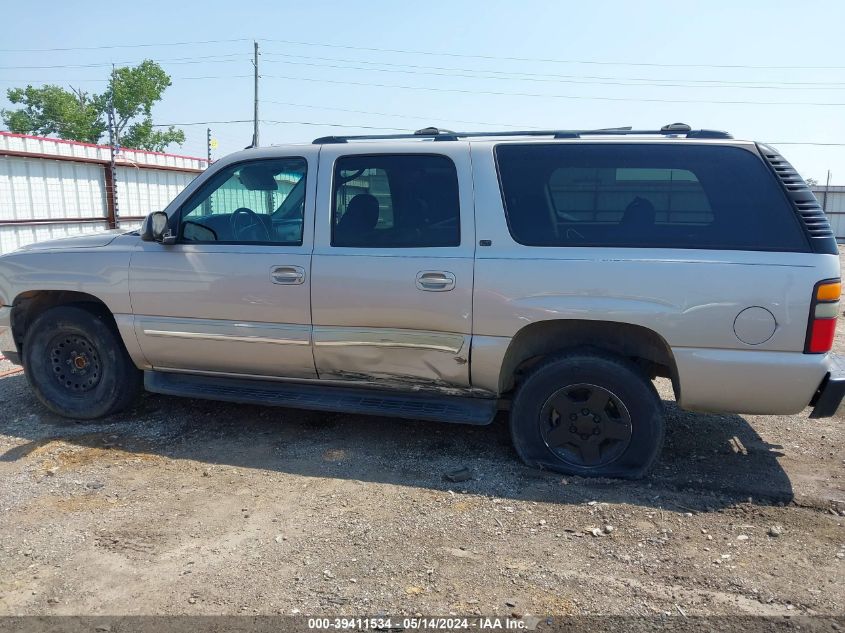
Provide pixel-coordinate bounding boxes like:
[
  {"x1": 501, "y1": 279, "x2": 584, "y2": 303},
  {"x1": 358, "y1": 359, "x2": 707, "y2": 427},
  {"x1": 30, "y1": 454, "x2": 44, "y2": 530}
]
[{"x1": 805, "y1": 279, "x2": 841, "y2": 353}]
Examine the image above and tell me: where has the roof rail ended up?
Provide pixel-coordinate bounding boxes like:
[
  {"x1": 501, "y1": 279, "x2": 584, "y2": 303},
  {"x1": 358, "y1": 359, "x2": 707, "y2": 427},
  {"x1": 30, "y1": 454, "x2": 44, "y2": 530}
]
[{"x1": 312, "y1": 123, "x2": 732, "y2": 144}]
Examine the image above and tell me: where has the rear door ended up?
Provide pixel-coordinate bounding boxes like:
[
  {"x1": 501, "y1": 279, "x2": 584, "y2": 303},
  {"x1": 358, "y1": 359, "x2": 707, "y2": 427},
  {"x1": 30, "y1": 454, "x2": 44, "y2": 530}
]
[
  {"x1": 310, "y1": 143, "x2": 475, "y2": 388},
  {"x1": 129, "y1": 152, "x2": 317, "y2": 378}
]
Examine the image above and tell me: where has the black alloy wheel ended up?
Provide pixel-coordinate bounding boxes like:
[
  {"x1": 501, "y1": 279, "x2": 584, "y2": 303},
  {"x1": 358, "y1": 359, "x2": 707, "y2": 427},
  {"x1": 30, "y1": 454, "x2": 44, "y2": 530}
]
[
  {"x1": 540, "y1": 382, "x2": 633, "y2": 468},
  {"x1": 510, "y1": 349, "x2": 665, "y2": 479}
]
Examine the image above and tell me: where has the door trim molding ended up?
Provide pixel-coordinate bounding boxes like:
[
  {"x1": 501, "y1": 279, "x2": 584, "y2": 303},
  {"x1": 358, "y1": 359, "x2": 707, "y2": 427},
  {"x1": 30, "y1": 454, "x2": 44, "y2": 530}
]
[
  {"x1": 137, "y1": 317, "x2": 311, "y2": 346},
  {"x1": 143, "y1": 329, "x2": 310, "y2": 346}
]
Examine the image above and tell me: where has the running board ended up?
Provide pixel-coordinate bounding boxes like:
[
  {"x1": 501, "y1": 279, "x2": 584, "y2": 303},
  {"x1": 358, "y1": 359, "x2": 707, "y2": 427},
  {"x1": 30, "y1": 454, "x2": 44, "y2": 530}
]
[{"x1": 144, "y1": 371, "x2": 497, "y2": 426}]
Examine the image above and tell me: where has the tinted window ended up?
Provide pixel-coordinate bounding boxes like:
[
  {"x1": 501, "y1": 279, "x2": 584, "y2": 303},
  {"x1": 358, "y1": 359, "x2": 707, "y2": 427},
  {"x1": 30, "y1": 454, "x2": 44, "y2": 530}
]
[
  {"x1": 496, "y1": 144, "x2": 807, "y2": 252},
  {"x1": 180, "y1": 157, "x2": 307, "y2": 244},
  {"x1": 332, "y1": 154, "x2": 460, "y2": 248}
]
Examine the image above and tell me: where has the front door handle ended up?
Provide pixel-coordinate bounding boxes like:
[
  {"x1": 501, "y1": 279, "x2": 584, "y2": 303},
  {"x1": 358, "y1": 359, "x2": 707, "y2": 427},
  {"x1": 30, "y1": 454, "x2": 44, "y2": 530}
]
[
  {"x1": 416, "y1": 270, "x2": 456, "y2": 292},
  {"x1": 270, "y1": 265, "x2": 306, "y2": 285}
]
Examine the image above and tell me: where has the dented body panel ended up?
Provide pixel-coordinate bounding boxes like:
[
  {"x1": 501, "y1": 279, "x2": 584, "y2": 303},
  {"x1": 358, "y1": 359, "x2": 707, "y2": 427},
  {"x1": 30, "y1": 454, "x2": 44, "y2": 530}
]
[{"x1": 309, "y1": 141, "x2": 476, "y2": 389}]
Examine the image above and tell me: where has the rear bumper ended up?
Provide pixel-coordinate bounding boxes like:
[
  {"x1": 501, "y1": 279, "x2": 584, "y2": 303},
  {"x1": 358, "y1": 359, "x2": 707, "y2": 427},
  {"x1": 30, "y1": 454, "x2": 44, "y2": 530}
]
[
  {"x1": 0, "y1": 306, "x2": 20, "y2": 365},
  {"x1": 673, "y1": 347, "x2": 829, "y2": 415},
  {"x1": 810, "y1": 354, "x2": 845, "y2": 418}
]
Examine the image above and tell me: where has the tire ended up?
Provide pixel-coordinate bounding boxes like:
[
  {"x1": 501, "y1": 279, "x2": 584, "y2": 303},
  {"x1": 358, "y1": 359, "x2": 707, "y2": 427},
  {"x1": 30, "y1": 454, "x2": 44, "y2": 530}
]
[
  {"x1": 510, "y1": 349, "x2": 665, "y2": 479},
  {"x1": 22, "y1": 305, "x2": 142, "y2": 419}
]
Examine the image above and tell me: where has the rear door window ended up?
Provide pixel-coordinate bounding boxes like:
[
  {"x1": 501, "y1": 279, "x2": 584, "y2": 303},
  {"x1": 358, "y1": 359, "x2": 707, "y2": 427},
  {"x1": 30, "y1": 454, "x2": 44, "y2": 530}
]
[
  {"x1": 495, "y1": 143, "x2": 808, "y2": 252},
  {"x1": 332, "y1": 154, "x2": 460, "y2": 248}
]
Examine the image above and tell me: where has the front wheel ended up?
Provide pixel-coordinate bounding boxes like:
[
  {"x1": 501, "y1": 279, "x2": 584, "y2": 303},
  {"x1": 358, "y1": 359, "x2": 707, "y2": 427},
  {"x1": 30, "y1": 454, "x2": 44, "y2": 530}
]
[
  {"x1": 510, "y1": 350, "x2": 665, "y2": 479},
  {"x1": 22, "y1": 305, "x2": 142, "y2": 419}
]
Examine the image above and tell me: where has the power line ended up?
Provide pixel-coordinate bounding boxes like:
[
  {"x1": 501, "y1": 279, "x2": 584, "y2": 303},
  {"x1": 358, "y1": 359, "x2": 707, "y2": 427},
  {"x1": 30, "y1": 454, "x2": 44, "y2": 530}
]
[
  {"x1": 258, "y1": 38, "x2": 845, "y2": 71},
  {"x1": 0, "y1": 78, "x2": 107, "y2": 83},
  {"x1": 174, "y1": 75, "x2": 251, "y2": 80},
  {"x1": 265, "y1": 100, "x2": 537, "y2": 128},
  {"x1": 0, "y1": 38, "x2": 251, "y2": 53},
  {"x1": 260, "y1": 57, "x2": 845, "y2": 92},
  {"x1": 16, "y1": 69, "x2": 830, "y2": 107},
  {"x1": 4, "y1": 51, "x2": 842, "y2": 89},
  {"x1": 150, "y1": 119, "x2": 406, "y2": 131},
  {"x1": 263, "y1": 120, "x2": 405, "y2": 131},
  {"x1": 261, "y1": 74, "x2": 845, "y2": 107},
  {"x1": 261, "y1": 52, "x2": 845, "y2": 89},
  {"x1": 0, "y1": 54, "x2": 249, "y2": 71},
  {"x1": 151, "y1": 120, "x2": 253, "y2": 127},
  {"x1": 0, "y1": 74, "x2": 252, "y2": 83},
  {"x1": 0, "y1": 35, "x2": 835, "y2": 70}
]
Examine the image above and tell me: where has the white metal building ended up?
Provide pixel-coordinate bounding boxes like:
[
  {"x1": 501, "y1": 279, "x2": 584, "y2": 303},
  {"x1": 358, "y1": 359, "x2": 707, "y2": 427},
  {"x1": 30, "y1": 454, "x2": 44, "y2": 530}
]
[
  {"x1": 813, "y1": 185, "x2": 845, "y2": 241},
  {"x1": 0, "y1": 131, "x2": 207, "y2": 254}
]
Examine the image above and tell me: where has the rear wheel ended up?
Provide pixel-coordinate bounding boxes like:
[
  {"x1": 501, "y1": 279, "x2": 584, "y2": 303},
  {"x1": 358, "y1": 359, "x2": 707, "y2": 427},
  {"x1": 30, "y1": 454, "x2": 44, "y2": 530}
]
[
  {"x1": 22, "y1": 305, "x2": 142, "y2": 419},
  {"x1": 510, "y1": 350, "x2": 665, "y2": 479}
]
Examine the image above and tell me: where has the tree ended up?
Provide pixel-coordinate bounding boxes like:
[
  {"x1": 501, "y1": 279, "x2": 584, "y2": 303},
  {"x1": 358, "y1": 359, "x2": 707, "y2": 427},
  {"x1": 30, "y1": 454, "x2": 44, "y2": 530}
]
[
  {"x1": 121, "y1": 117, "x2": 184, "y2": 152},
  {"x1": 3, "y1": 85, "x2": 105, "y2": 143},
  {"x1": 1, "y1": 60, "x2": 184, "y2": 152},
  {"x1": 106, "y1": 60, "x2": 185, "y2": 151},
  {"x1": 806, "y1": 177, "x2": 819, "y2": 186}
]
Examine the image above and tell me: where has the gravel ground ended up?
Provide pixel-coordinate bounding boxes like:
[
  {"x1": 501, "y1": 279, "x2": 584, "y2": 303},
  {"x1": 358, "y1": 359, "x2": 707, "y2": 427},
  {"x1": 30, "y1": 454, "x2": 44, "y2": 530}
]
[{"x1": 1, "y1": 275, "x2": 844, "y2": 618}]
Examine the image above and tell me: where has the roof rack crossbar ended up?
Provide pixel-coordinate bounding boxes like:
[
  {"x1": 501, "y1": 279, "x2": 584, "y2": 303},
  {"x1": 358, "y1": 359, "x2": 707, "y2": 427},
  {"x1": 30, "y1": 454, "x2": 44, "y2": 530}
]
[{"x1": 312, "y1": 125, "x2": 732, "y2": 144}]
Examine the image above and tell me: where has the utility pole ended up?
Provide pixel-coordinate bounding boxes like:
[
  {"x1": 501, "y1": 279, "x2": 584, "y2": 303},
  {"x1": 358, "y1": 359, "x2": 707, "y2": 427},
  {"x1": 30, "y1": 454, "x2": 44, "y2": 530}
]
[
  {"x1": 203, "y1": 127, "x2": 214, "y2": 215},
  {"x1": 822, "y1": 169, "x2": 832, "y2": 212},
  {"x1": 106, "y1": 64, "x2": 120, "y2": 229},
  {"x1": 252, "y1": 41, "x2": 260, "y2": 147}
]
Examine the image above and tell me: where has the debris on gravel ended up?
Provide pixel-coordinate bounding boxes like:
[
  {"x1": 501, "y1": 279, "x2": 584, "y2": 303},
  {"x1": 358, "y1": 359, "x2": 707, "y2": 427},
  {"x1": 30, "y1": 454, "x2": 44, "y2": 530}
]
[
  {"x1": 768, "y1": 525, "x2": 784, "y2": 537},
  {"x1": 444, "y1": 466, "x2": 473, "y2": 482}
]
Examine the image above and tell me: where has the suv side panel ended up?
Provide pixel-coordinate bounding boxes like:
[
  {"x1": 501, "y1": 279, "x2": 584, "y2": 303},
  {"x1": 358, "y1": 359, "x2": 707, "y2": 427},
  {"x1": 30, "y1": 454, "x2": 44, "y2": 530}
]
[{"x1": 470, "y1": 141, "x2": 839, "y2": 414}]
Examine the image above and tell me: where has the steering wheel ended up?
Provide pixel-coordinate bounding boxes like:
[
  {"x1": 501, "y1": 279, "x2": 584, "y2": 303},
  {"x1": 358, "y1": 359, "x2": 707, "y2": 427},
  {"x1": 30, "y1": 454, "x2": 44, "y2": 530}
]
[{"x1": 230, "y1": 207, "x2": 271, "y2": 242}]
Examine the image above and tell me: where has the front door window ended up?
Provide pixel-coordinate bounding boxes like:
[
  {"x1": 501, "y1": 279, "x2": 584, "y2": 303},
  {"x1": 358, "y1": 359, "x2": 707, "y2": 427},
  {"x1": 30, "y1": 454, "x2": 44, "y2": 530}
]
[{"x1": 180, "y1": 158, "x2": 307, "y2": 245}]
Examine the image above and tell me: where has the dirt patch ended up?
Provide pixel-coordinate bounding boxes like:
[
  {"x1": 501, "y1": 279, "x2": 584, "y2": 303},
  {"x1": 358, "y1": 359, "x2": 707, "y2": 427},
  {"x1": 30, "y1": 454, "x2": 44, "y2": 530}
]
[{"x1": 28, "y1": 435, "x2": 163, "y2": 475}]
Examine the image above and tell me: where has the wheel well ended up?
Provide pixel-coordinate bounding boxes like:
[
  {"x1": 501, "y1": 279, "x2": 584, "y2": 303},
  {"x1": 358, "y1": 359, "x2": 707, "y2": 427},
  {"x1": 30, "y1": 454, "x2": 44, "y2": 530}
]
[
  {"x1": 498, "y1": 320, "x2": 679, "y2": 397},
  {"x1": 11, "y1": 291, "x2": 115, "y2": 352}
]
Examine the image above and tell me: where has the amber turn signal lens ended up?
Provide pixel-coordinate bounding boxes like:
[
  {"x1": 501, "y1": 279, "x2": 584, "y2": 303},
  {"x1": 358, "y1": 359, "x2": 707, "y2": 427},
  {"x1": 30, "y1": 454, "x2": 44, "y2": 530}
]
[{"x1": 816, "y1": 281, "x2": 841, "y2": 302}]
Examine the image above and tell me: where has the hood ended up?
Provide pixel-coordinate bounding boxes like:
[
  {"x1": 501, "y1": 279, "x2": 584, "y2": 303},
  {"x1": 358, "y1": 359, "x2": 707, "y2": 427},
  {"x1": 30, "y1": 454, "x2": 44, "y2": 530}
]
[{"x1": 12, "y1": 229, "x2": 128, "y2": 253}]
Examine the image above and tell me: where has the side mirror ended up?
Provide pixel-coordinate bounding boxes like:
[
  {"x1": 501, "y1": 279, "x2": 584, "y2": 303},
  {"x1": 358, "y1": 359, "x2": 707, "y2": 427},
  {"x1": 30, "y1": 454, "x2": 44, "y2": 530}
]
[{"x1": 140, "y1": 211, "x2": 176, "y2": 244}]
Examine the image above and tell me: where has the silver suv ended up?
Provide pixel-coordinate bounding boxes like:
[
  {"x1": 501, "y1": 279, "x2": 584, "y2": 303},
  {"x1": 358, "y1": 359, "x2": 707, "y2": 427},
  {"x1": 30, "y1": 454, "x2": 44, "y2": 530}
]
[{"x1": 1, "y1": 123, "x2": 842, "y2": 478}]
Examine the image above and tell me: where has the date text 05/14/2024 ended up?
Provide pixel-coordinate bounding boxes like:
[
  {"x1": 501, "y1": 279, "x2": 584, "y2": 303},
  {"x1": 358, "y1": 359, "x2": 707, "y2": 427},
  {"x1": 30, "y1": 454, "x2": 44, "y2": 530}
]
[{"x1": 306, "y1": 617, "x2": 531, "y2": 630}]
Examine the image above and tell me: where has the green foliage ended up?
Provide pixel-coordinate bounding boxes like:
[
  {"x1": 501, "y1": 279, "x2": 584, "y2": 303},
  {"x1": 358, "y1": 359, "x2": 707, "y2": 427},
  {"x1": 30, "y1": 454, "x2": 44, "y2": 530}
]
[
  {"x1": 3, "y1": 85, "x2": 105, "y2": 143},
  {"x1": 122, "y1": 117, "x2": 186, "y2": 153},
  {"x1": 1, "y1": 60, "x2": 183, "y2": 151}
]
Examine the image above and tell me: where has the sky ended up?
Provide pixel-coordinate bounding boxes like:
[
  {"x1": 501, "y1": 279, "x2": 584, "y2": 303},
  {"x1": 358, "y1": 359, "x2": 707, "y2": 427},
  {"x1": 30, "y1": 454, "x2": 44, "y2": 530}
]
[{"x1": 1, "y1": 0, "x2": 843, "y2": 184}]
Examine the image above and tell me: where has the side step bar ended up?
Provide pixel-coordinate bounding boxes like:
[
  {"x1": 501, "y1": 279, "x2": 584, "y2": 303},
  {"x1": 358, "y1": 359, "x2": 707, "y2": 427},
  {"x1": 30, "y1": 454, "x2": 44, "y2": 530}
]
[{"x1": 144, "y1": 371, "x2": 498, "y2": 426}]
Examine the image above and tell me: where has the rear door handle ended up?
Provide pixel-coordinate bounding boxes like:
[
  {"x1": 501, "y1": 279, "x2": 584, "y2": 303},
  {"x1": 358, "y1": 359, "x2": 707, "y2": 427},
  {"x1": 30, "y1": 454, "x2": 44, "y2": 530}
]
[
  {"x1": 416, "y1": 270, "x2": 456, "y2": 292},
  {"x1": 270, "y1": 265, "x2": 306, "y2": 285}
]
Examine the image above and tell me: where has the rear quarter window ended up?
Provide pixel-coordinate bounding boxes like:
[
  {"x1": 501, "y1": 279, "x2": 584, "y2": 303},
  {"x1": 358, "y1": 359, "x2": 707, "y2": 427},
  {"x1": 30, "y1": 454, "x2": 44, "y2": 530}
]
[{"x1": 495, "y1": 143, "x2": 809, "y2": 252}]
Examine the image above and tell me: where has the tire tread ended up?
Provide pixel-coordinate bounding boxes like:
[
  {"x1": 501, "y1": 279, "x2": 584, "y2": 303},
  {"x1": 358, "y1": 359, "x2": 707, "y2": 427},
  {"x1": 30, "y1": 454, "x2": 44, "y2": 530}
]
[
  {"x1": 510, "y1": 347, "x2": 665, "y2": 479},
  {"x1": 22, "y1": 305, "x2": 141, "y2": 419}
]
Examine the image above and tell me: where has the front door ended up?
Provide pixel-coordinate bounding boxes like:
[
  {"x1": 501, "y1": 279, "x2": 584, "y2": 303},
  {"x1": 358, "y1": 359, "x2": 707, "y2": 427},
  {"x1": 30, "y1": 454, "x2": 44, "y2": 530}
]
[
  {"x1": 129, "y1": 154, "x2": 317, "y2": 379},
  {"x1": 310, "y1": 146, "x2": 475, "y2": 389}
]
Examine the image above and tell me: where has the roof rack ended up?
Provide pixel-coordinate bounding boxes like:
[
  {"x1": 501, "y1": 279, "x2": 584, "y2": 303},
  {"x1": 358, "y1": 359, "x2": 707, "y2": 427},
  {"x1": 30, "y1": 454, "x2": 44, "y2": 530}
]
[{"x1": 312, "y1": 122, "x2": 732, "y2": 144}]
